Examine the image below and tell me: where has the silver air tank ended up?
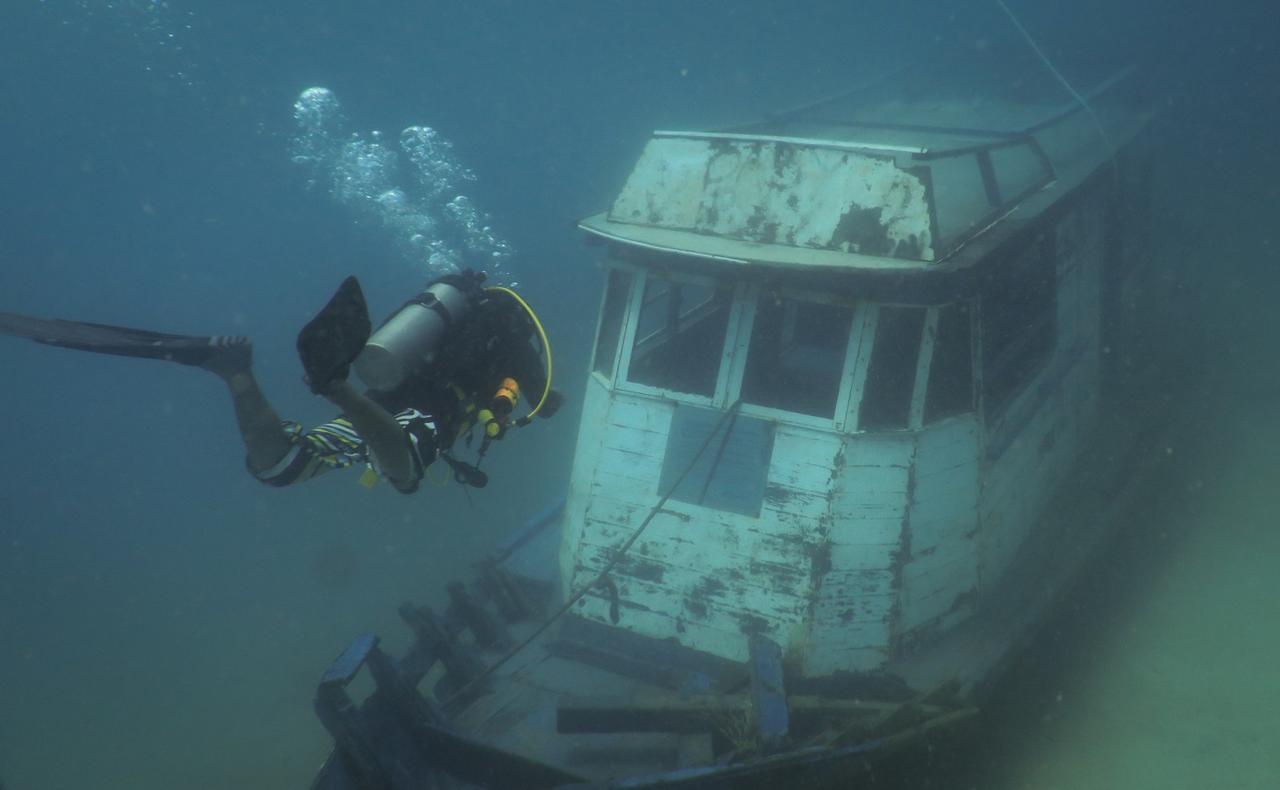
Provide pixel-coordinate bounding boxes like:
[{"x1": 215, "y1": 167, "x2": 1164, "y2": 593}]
[{"x1": 353, "y1": 279, "x2": 471, "y2": 391}]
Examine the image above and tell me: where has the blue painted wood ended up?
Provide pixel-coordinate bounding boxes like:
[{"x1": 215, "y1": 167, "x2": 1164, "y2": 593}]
[
  {"x1": 748, "y1": 634, "x2": 789, "y2": 747},
  {"x1": 492, "y1": 496, "x2": 565, "y2": 565},
  {"x1": 321, "y1": 633, "x2": 378, "y2": 687},
  {"x1": 658, "y1": 404, "x2": 775, "y2": 517}
]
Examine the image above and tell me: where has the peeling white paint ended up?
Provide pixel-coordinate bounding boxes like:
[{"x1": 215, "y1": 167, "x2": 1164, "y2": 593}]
[{"x1": 609, "y1": 137, "x2": 935, "y2": 260}]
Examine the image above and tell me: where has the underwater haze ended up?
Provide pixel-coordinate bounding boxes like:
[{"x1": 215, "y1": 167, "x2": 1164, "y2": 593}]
[{"x1": 1, "y1": 1, "x2": 1277, "y2": 788}]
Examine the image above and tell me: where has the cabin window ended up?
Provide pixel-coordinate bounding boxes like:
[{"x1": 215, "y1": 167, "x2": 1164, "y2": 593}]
[
  {"x1": 924, "y1": 303, "x2": 975, "y2": 422},
  {"x1": 859, "y1": 306, "x2": 926, "y2": 431},
  {"x1": 981, "y1": 235, "x2": 1056, "y2": 415},
  {"x1": 626, "y1": 276, "x2": 732, "y2": 397},
  {"x1": 592, "y1": 268, "x2": 632, "y2": 378},
  {"x1": 741, "y1": 296, "x2": 854, "y2": 418}
]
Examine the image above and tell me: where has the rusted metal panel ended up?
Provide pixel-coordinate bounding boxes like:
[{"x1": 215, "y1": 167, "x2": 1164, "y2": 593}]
[{"x1": 609, "y1": 136, "x2": 936, "y2": 262}]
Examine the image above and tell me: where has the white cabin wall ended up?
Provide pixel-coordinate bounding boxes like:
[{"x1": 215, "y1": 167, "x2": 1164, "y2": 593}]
[
  {"x1": 1059, "y1": 202, "x2": 1105, "y2": 442},
  {"x1": 898, "y1": 416, "x2": 980, "y2": 642},
  {"x1": 978, "y1": 196, "x2": 1109, "y2": 592},
  {"x1": 804, "y1": 433, "x2": 912, "y2": 675},
  {"x1": 559, "y1": 374, "x2": 622, "y2": 598},
  {"x1": 566, "y1": 395, "x2": 835, "y2": 664}
]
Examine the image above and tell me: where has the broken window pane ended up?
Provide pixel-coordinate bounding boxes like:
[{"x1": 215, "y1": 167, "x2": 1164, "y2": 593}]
[
  {"x1": 924, "y1": 303, "x2": 975, "y2": 422},
  {"x1": 859, "y1": 306, "x2": 926, "y2": 431},
  {"x1": 592, "y1": 268, "x2": 632, "y2": 378},
  {"x1": 627, "y1": 277, "x2": 732, "y2": 397},
  {"x1": 741, "y1": 296, "x2": 854, "y2": 418}
]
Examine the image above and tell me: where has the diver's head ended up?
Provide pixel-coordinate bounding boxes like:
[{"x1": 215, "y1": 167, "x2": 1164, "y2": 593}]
[{"x1": 353, "y1": 270, "x2": 484, "y2": 391}]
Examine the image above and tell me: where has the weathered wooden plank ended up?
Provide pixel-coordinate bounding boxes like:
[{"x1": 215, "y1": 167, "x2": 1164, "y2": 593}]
[
  {"x1": 576, "y1": 532, "x2": 813, "y2": 601},
  {"x1": 808, "y1": 561, "x2": 897, "y2": 665},
  {"x1": 562, "y1": 380, "x2": 619, "y2": 583},
  {"x1": 572, "y1": 590, "x2": 753, "y2": 663},
  {"x1": 901, "y1": 578, "x2": 974, "y2": 632},
  {"x1": 569, "y1": 555, "x2": 808, "y2": 644},
  {"x1": 804, "y1": 584, "x2": 894, "y2": 673},
  {"x1": 582, "y1": 496, "x2": 810, "y2": 563},
  {"x1": 761, "y1": 483, "x2": 831, "y2": 523},
  {"x1": 828, "y1": 515, "x2": 904, "y2": 545},
  {"x1": 599, "y1": 424, "x2": 669, "y2": 465},
  {"x1": 768, "y1": 460, "x2": 836, "y2": 496},
  {"x1": 589, "y1": 468, "x2": 657, "y2": 502},
  {"x1": 771, "y1": 426, "x2": 843, "y2": 466},
  {"x1": 839, "y1": 462, "x2": 911, "y2": 494},
  {"x1": 574, "y1": 526, "x2": 814, "y2": 612},
  {"x1": 832, "y1": 487, "x2": 909, "y2": 520},
  {"x1": 826, "y1": 541, "x2": 901, "y2": 572},
  {"x1": 574, "y1": 530, "x2": 814, "y2": 606},
  {"x1": 761, "y1": 506, "x2": 828, "y2": 545},
  {"x1": 813, "y1": 566, "x2": 897, "y2": 600},
  {"x1": 902, "y1": 548, "x2": 977, "y2": 596},
  {"x1": 811, "y1": 599, "x2": 896, "y2": 637},
  {"x1": 585, "y1": 495, "x2": 815, "y2": 561},
  {"x1": 765, "y1": 427, "x2": 843, "y2": 497},
  {"x1": 605, "y1": 395, "x2": 673, "y2": 434},
  {"x1": 843, "y1": 433, "x2": 915, "y2": 468}
]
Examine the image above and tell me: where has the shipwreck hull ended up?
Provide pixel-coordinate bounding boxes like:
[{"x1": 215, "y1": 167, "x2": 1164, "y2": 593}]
[{"x1": 309, "y1": 61, "x2": 1170, "y2": 788}]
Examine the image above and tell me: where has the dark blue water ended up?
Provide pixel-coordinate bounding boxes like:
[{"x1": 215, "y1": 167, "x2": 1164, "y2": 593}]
[{"x1": 1, "y1": 1, "x2": 1276, "y2": 787}]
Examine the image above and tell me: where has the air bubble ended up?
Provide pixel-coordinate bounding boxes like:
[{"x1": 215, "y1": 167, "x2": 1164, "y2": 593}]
[{"x1": 289, "y1": 87, "x2": 513, "y2": 282}]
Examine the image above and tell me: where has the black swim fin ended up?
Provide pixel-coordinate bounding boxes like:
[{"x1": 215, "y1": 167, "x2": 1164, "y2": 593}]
[
  {"x1": 297, "y1": 276, "x2": 371, "y2": 394},
  {"x1": 0, "y1": 311, "x2": 244, "y2": 367}
]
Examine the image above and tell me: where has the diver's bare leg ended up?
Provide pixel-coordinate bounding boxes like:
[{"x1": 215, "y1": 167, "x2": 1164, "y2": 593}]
[
  {"x1": 224, "y1": 371, "x2": 294, "y2": 471},
  {"x1": 201, "y1": 339, "x2": 293, "y2": 472}
]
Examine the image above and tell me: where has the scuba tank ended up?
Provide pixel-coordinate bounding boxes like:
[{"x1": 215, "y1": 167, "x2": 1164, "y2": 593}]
[{"x1": 353, "y1": 270, "x2": 485, "y2": 391}]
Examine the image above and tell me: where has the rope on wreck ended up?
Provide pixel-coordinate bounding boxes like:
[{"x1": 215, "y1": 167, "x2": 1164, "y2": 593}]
[{"x1": 442, "y1": 398, "x2": 744, "y2": 709}]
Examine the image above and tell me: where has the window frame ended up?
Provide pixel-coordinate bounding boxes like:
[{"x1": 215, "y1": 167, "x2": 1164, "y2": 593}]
[
  {"x1": 614, "y1": 268, "x2": 745, "y2": 408},
  {"x1": 591, "y1": 259, "x2": 645, "y2": 386},
  {"x1": 921, "y1": 300, "x2": 979, "y2": 427},
  {"x1": 979, "y1": 233, "x2": 1058, "y2": 422},
  {"x1": 599, "y1": 267, "x2": 977, "y2": 436},
  {"x1": 730, "y1": 284, "x2": 870, "y2": 433}
]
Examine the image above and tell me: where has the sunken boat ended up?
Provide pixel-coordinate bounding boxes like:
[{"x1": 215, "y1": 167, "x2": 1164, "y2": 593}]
[{"x1": 308, "y1": 60, "x2": 1169, "y2": 789}]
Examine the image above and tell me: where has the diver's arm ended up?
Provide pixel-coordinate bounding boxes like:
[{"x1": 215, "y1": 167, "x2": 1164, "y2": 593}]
[{"x1": 320, "y1": 380, "x2": 415, "y2": 485}]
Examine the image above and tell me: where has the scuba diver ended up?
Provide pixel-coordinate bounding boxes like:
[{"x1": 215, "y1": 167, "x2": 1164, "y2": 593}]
[{"x1": 0, "y1": 269, "x2": 560, "y2": 493}]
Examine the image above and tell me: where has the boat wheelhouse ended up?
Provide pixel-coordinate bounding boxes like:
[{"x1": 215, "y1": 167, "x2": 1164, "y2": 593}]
[{"x1": 562, "y1": 65, "x2": 1154, "y2": 679}]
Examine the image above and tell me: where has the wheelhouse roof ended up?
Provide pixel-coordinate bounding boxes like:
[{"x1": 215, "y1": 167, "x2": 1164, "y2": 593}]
[{"x1": 580, "y1": 63, "x2": 1152, "y2": 273}]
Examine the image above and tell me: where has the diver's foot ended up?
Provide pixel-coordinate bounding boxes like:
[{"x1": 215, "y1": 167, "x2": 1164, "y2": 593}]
[{"x1": 189, "y1": 335, "x2": 253, "y2": 379}]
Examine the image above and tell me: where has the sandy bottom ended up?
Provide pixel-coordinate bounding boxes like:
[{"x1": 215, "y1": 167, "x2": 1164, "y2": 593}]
[
  {"x1": 967, "y1": 402, "x2": 1280, "y2": 790},
  {"x1": 964, "y1": 262, "x2": 1280, "y2": 789}
]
